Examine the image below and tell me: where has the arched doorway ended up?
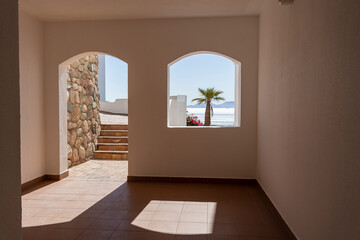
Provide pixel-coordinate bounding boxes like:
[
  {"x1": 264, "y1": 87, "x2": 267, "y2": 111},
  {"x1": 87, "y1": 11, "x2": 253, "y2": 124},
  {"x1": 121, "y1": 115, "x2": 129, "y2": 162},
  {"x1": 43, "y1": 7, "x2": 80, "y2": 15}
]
[{"x1": 59, "y1": 52, "x2": 129, "y2": 180}]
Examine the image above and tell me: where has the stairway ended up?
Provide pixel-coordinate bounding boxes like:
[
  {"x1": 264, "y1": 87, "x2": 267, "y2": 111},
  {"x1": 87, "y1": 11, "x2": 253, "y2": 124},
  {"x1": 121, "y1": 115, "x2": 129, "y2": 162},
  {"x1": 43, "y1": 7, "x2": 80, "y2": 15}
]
[{"x1": 94, "y1": 124, "x2": 128, "y2": 160}]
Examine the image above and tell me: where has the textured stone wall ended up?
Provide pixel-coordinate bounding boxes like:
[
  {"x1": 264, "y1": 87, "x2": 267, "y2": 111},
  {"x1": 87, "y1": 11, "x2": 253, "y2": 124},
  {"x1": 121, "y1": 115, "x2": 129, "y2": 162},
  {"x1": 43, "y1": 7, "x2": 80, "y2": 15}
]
[{"x1": 67, "y1": 55, "x2": 101, "y2": 167}]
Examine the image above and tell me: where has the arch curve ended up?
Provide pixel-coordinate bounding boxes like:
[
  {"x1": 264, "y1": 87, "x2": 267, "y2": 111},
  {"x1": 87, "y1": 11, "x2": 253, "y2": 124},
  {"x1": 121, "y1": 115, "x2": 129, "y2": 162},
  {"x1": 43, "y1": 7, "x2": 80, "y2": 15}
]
[
  {"x1": 168, "y1": 51, "x2": 241, "y2": 67},
  {"x1": 59, "y1": 51, "x2": 128, "y2": 68}
]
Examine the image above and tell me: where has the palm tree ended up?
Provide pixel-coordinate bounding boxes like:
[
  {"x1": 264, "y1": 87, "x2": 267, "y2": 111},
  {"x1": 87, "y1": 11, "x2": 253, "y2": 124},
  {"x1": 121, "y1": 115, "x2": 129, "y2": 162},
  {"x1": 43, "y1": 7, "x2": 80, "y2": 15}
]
[{"x1": 192, "y1": 88, "x2": 225, "y2": 126}]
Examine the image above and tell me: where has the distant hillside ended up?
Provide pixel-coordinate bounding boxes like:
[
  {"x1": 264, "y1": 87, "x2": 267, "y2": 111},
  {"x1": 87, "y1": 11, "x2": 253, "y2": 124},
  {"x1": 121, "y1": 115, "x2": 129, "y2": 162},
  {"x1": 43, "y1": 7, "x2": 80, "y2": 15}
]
[{"x1": 187, "y1": 101, "x2": 234, "y2": 108}]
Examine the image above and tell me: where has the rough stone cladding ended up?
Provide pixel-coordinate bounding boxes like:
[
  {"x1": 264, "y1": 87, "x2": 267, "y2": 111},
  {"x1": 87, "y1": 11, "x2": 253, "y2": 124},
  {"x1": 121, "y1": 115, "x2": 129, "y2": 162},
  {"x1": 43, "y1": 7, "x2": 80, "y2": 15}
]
[{"x1": 67, "y1": 55, "x2": 101, "y2": 167}]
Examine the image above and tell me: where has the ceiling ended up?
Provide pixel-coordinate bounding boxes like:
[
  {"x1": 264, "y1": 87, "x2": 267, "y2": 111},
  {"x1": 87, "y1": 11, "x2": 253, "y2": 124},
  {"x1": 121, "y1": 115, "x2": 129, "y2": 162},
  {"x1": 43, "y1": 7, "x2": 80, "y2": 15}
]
[{"x1": 19, "y1": 0, "x2": 265, "y2": 21}]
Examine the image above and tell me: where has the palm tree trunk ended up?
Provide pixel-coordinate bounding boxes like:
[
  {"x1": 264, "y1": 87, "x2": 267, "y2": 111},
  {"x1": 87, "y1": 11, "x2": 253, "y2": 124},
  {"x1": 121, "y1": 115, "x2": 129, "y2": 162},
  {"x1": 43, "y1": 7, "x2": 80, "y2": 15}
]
[{"x1": 205, "y1": 100, "x2": 211, "y2": 126}]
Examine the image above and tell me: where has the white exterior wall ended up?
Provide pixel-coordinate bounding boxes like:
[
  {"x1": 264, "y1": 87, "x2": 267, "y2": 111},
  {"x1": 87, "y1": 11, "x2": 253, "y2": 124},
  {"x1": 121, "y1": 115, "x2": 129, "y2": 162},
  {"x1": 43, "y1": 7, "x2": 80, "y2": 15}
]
[
  {"x1": 98, "y1": 54, "x2": 106, "y2": 101},
  {"x1": 100, "y1": 99, "x2": 128, "y2": 114},
  {"x1": 168, "y1": 95, "x2": 187, "y2": 127}
]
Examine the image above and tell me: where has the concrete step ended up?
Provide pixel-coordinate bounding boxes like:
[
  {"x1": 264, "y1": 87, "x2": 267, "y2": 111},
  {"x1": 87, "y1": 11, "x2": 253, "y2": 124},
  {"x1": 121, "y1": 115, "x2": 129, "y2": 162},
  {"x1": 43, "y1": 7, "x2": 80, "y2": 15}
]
[
  {"x1": 101, "y1": 124, "x2": 128, "y2": 130},
  {"x1": 100, "y1": 130, "x2": 128, "y2": 137},
  {"x1": 97, "y1": 136, "x2": 128, "y2": 143},
  {"x1": 94, "y1": 150, "x2": 128, "y2": 160},
  {"x1": 97, "y1": 143, "x2": 128, "y2": 151}
]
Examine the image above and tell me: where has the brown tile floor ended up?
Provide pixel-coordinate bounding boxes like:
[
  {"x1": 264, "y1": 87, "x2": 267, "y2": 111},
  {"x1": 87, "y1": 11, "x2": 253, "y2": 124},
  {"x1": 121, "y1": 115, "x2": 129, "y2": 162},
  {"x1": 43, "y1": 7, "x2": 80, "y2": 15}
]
[{"x1": 22, "y1": 161, "x2": 291, "y2": 240}]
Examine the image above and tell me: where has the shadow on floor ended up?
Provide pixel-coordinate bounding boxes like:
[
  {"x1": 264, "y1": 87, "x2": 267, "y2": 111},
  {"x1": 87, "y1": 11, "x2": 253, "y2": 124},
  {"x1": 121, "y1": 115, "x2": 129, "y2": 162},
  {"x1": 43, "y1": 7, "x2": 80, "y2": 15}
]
[{"x1": 22, "y1": 181, "x2": 293, "y2": 240}]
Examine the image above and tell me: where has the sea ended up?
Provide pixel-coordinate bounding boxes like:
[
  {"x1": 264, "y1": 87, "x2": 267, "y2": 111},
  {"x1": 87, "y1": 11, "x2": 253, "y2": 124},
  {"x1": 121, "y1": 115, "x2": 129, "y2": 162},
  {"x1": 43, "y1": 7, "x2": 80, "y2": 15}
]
[{"x1": 187, "y1": 108, "x2": 235, "y2": 126}]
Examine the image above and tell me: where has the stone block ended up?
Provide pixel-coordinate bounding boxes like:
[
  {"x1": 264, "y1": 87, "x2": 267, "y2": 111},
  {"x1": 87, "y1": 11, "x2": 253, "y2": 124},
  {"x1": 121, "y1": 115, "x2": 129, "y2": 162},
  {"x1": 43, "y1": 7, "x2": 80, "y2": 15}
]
[
  {"x1": 79, "y1": 146, "x2": 86, "y2": 160},
  {"x1": 76, "y1": 128, "x2": 84, "y2": 137},
  {"x1": 72, "y1": 149, "x2": 79, "y2": 162},
  {"x1": 71, "y1": 105, "x2": 81, "y2": 122},
  {"x1": 69, "y1": 130, "x2": 76, "y2": 146},
  {"x1": 67, "y1": 144, "x2": 72, "y2": 159},
  {"x1": 67, "y1": 102, "x2": 73, "y2": 112}
]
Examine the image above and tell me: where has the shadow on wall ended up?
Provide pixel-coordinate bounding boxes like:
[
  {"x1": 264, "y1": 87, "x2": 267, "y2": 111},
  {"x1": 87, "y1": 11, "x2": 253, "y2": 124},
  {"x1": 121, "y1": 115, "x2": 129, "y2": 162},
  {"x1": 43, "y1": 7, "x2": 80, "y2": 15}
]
[{"x1": 22, "y1": 182, "x2": 292, "y2": 239}]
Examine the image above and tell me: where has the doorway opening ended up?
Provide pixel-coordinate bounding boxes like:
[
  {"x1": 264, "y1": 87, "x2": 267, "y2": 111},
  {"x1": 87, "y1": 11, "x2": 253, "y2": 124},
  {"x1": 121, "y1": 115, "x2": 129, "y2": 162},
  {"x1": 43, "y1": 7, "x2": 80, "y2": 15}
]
[{"x1": 61, "y1": 53, "x2": 129, "y2": 181}]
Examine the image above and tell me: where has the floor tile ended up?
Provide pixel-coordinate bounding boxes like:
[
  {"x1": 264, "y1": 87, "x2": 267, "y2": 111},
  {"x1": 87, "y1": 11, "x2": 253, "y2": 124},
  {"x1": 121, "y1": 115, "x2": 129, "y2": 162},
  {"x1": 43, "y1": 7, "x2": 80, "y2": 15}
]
[
  {"x1": 174, "y1": 235, "x2": 207, "y2": 240},
  {"x1": 22, "y1": 228, "x2": 83, "y2": 240},
  {"x1": 180, "y1": 212, "x2": 208, "y2": 223},
  {"x1": 98, "y1": 209, "x2": 129, "y2": 220},
  {"x1": 158, "y1": 203, "x2": 184, "y2": 212},
  {"x1": 88, "y1": 218, "x2": 122, "y2": 230},
  {"x1": 109, "y1": 231, "x2": 175, "y2": 240},
  {"x1": 147, "y1": 220, "x2": 178, "y2": 234},
  {"x1": 208, "y1": 234, "x2": 240, "y2": 240},
  {"x1": 182, "y1": 204, "x2": 207, "y2": 213},
  {"x1": 117, "y1": 219, "x2": 150, "y2": 231},
  {"x1": 77, "y1": 229, "x2": 114, "y2": 240},
  {"x1": 152, "y1": 211, "x2": 181, "y2": 221},
  {"x1": 177, "y1": 222, "x2": 208, "y2": 235}
]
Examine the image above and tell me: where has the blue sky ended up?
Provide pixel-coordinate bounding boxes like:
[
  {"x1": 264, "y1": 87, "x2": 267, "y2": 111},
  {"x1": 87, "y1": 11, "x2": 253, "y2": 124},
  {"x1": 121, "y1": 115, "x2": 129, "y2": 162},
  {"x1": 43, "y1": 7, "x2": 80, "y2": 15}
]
[
  {"x1": 170, "y1": 53, "x2": 236, "y2": 105},
  {"x1": 104, "y1": 55, "x2": 128, "y2": 102},
  {"x1": 103, "y1": 53, "x2": 235, "y2": 105}
]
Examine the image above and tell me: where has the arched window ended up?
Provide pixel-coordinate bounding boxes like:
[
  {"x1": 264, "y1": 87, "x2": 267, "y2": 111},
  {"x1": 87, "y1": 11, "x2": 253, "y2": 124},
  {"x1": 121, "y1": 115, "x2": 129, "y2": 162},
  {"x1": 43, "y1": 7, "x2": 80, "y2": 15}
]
[{"x1": 167, "y1": 52, "x2": 241, "y2": 128}]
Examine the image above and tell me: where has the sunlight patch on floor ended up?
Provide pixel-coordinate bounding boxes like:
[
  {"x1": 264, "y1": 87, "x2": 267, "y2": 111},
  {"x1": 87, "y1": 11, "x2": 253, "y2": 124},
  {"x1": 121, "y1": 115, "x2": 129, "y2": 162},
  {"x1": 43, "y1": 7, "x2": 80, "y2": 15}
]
[
  {"x1": 22, "y1": 160, "x2": 127, "y2": 228},
  {"x1": 131, "y1": 200, "x2": 217, "y2": 235}
]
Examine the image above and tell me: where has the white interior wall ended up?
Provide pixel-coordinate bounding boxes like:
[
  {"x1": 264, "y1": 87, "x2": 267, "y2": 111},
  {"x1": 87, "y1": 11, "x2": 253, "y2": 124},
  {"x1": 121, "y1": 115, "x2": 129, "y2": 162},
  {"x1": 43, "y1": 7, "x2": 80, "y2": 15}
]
[
  {"x1": 19, "y1": 11, "x2": 46, "y2": 183},
  {"x1": 43, "y1": 17, "x2": 259, "y2": 178},
  {"x1": 258, "y1": 1, "x2": 360, "y2": 239}
]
